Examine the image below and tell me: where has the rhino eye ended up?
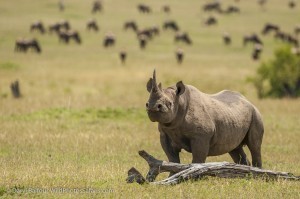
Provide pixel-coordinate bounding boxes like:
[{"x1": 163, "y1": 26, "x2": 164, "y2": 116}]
[
  {"x1": 146, "y1": 102, "x2": 149, "y2": 108},
  {"x1": 157, "y1": 104, "x2": 162, "y2": 109}
]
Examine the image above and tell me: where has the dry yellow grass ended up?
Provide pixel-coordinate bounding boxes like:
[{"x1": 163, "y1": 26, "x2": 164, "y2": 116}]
[{"x1": 0, "y1": 0, "x2": 299, "y2": 198}]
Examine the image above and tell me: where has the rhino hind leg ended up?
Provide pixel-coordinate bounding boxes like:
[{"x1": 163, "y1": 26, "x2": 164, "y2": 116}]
[
  {"x1": 245, "y1": 110, "x2": 264, "y2": 168},
  {"x1": 229, "y1": 146, "x2": 250, "y2": 165}
]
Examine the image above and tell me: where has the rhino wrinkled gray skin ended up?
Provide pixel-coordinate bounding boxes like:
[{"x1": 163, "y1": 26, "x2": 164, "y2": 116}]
[{"x1": 146, "y1": 70, "x2": 264, "y2": 169}]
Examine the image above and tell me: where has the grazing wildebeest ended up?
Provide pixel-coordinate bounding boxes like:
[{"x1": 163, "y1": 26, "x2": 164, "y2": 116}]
[
  {"x1": 162, "y1": 5, "x2": 171, "y2": 13},
  {"x1": 137, "y1": 28, "x2": 155, "y2": 40},
  {"x1": 163, "y1": 20, "x2": 179, "y2": 31},
  {"x1": 204, "y1": 16, "x2": 217, "y2": 26},
  {"x1": 58, "y1": 30, "x2": 81, "y2": 44},
  {"x1": 103, "y1": 33, "x2": 115, "y2": 47},
  {"x1": 175, "y1": 48, "x2": 184, "y2": 64},
  {"x1": 289, "y1": 0, "x2": 296, "y2": 9},
  {"x1": 223, "y1": 32, "x2": 231, "y2": 45},
  {"x1": 145, "y1": 71, "x2": 264, "y2": 179},
  {"x1": 137, "y1": 4, "x2": 151, "y2": 13},
  {"x1": 243, "y1": 33, "x2": 263, "y2": 46},
  {"x1": 174, "y1": 32, "x2": 192, "y2": 45},
  {"x1": 87, "y1": 19, "x2": 99, "y2": 32},
  {"x1": 15, "y1": 38, "x2": 41, "y2": 53},
  {"x1": 262, "y1": 23, "x2": 279, "y2": 35},
  {"x1": 124, "y1": 21, "x2": 138, "y2": 32},
  {"x1": 92, "y1": 0, "x2": 102, "y2": 13},
  {"x1": 138, "y1": 35, "x2": 147, "y2": 49},
  {"x1": 30, "y1": 21, "x2": 46, "y2": 34},
  {"x1": 252, "y1": 44, "x2": 263, "y2": 60},
  {"x1": 119, "y1": 50, "x2": 127, "y2": 64},
  {"x1": 49, "y1": 21, "x2": 70, "y2": 34},
  {"x1": 274, "y1": 31, "x2": 299, "y2": 46},
  {"x1": 10, "y1": 80, "x2": 21, "y2": 98},
  {"x1": 202, "y1": 2, "x2": 221, "y2": 12},
  {"x1": 223, "y1": 5, "x2": 240, "y2": 14}
]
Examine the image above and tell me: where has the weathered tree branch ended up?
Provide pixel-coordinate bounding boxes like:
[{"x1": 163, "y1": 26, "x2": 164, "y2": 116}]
[{"x1": 126, "y1": 150, "x2": 300, "y2": 185}]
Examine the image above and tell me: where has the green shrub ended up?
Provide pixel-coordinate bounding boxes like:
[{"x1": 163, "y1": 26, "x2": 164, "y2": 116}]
[{"x1": 252, "y1": 45, "x2": 300, "y2": 98}]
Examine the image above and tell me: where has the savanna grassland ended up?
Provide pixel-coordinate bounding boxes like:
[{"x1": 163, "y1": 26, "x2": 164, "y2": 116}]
[{"x1": 0, "y1": 0, "x2": 299, "y2": 198}]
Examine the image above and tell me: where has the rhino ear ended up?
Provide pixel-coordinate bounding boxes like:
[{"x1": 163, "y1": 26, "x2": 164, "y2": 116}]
[
  {"x1": 147, "y1": 78, "x2": 153, "y2": 92},
  {"x1": 176, "y1": 81, "x2": 185, "y2": 96}
]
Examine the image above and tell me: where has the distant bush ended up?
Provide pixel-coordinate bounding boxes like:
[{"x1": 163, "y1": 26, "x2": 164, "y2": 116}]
[{"x1": 251, "y1": 46, "x2": 300, "y2": 98}]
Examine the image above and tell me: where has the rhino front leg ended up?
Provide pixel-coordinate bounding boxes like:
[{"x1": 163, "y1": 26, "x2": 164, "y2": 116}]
[
  {"x1": 190, "y1": 136, "x2": 210, "y2": 163},
  {"x1": 160, "y1": 132, "x2": 180, "y2": 163}
]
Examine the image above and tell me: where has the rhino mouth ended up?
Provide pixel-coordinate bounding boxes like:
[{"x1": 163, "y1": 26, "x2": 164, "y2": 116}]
[{"x1": 147, "y1": 111, "x2": 169, "y2": 123}]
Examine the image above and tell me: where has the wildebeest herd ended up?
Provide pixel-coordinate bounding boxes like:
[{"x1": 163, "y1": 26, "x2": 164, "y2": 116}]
[{"x1": 15, "y1": 0, "x2": 299, "y2": 64}]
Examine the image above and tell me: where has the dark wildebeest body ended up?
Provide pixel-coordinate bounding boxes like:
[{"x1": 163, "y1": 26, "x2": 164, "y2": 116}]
[
  {"x1": 58, "y1": 31, "x2": 81, "y2": 44},
  {"x1": 137, "y1": 4, "x2": 151, "y2": 13},
  {"x1": 202, "y1": 2, "x2": 221, "y2": 12},
  {"x1": 223, "y1": 33, "x2": 231, "y2": 45},
  {"x1": 138, "y1": 35, "x2": 147, "y2": 49},
  {"x1": 87, "y1": 19, "x2": 99, "y2": 32},
  {"x1": 10, "y1": 80, "x2": 21, "y2": 98},
  {"x1": 274, "y1": 31, "x2": 299, "y2": 47},
  {"x1": 49, "y1": 21, "x2": 70, "y2": 34},
  {"x1": 175, "y1": 48, "x2": 184, "y2": 64},
  {"x1": 243, "y1": 34, "x2": 263, "y2": 46},
  {"x1": 222, "y1": 6, "x2": 240, "y2": 14},
  {"x1": 103, "y1": 34, "x2": 115, "y2": 47},
  {"x1": 162, "y1": 5, "x2": 171, "y2": 13},
  {"x1": 289, "y1": 1, "x2": 296, "y2": 9},
  {"x1": 205, "y1": 16, "x2": 217, "y2": 26},
  {"x1": 252, "y1": 44, "x2": 263, "y2": 60},
  {"x1": 30, "y1": 21, "x2": 46, "y2": 34},
  {"x1": 15, "y1": 38, "x2": 41, "y2": 53},
  {"x1": 163, "y1": 20, "x2": 179, "y2": 32},
  {"x1": 119, "y1": 51, "x2": 127, "y2": 64},
  {"x1": 262, "y1": 23, "x2": 279, "y2": 35},
  {"x1": 174, "y1": 32, "x2": 192, "y2": 45},
  {"x1": 92, "y1": 0, "x2": 102, "y2": 13},
  {"x1": 145, "y1": 71, "x2": 264, "y2": 179},
  {"x1": 124, "y1": 21, "x2": 138, "y2": 32}
]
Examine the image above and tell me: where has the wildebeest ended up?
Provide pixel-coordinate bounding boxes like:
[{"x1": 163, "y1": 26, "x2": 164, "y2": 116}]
[
  {"x1": 223, "y1": 5, "x2": 240, "y2": 14},
  {"x1": 289, "y1": 0, "x2": 296, "y2": 9},
  {"x1": 174, "y1": 32, "x2": 192, "y2": 45},
  {"x1": 119, "y1": 50, "x2": 127, "y2": 64},
  {"x1": 137, "y1": 4, "x2": 152, "y2": 13},
  {"x1": 145, "y1": 71, "x2": 264, "y2": 179},
  {"x1": 252, "y1": 44, "x2": 263, "y2": 60},
  {"x1": 175, "y1": 48, "x2": 184, "y2": 64},
  {"x1": 15, "y1": 38, "x2": 41, "y2": 53},
  {"x1": 58, "y1": 30, "x2": 81, "y2": 44},
  {"x1": 92, "y1": 0, "x2": 102, "y2": 13},
  {"x1": 223, "y1": 32, "x2": 231, "y2": 45},
  {"x1": 138, "y1": 35, "x2": 147, "y2": 49},
  {"x1": 103, "y1": 33, "x2": 115, "y2": 47},
  {"x1": 87, "y1": 19, "x2": 99, "y2": 32},
  {"x1": 124, "y1": 21, "x2": 138, "y2": 32},
  {"x1": 49, "y1": 21, "x2": 70, "y2": 34},
  {"x1": 137, "y1": 27, "x2": 159, "y2": 40},
  {"x1": 202, "y1": 2, "x2": 221, "y2": 12},
  {"x1": 30, "y1": 21, "x2": 46, "y2": 34},
  {"x1": 204, "y1": 16, "x2": 217, "y2": 26},
  {"x1": 243, "y1": 33, "x2": 263, "y2": 46},
  {"x1": 262, "y1": 23, "x2": 279, "y2": 35},
  {"x1": 10, "y1": 80, "x2": 21, "y2": 98},
  {"x1": 274, "y1": 31, "x2": 299, "y2": 46},
  {"x1": 163, "y1": 20, "x2": 179, "y2": 31},
  {"x1": 162, "y1": 5, "x2": 171, "y2": 13}
]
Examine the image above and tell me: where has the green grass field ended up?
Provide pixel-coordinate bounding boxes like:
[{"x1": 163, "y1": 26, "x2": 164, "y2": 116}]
[{"x1": 0, "y1": 0, "x2": 299, "y2": 198}]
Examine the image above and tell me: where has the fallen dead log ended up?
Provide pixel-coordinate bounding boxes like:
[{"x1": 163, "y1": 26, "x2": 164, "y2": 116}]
[{"x1": 126, "y1": 150, "x2": 300, "y2": 185}]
